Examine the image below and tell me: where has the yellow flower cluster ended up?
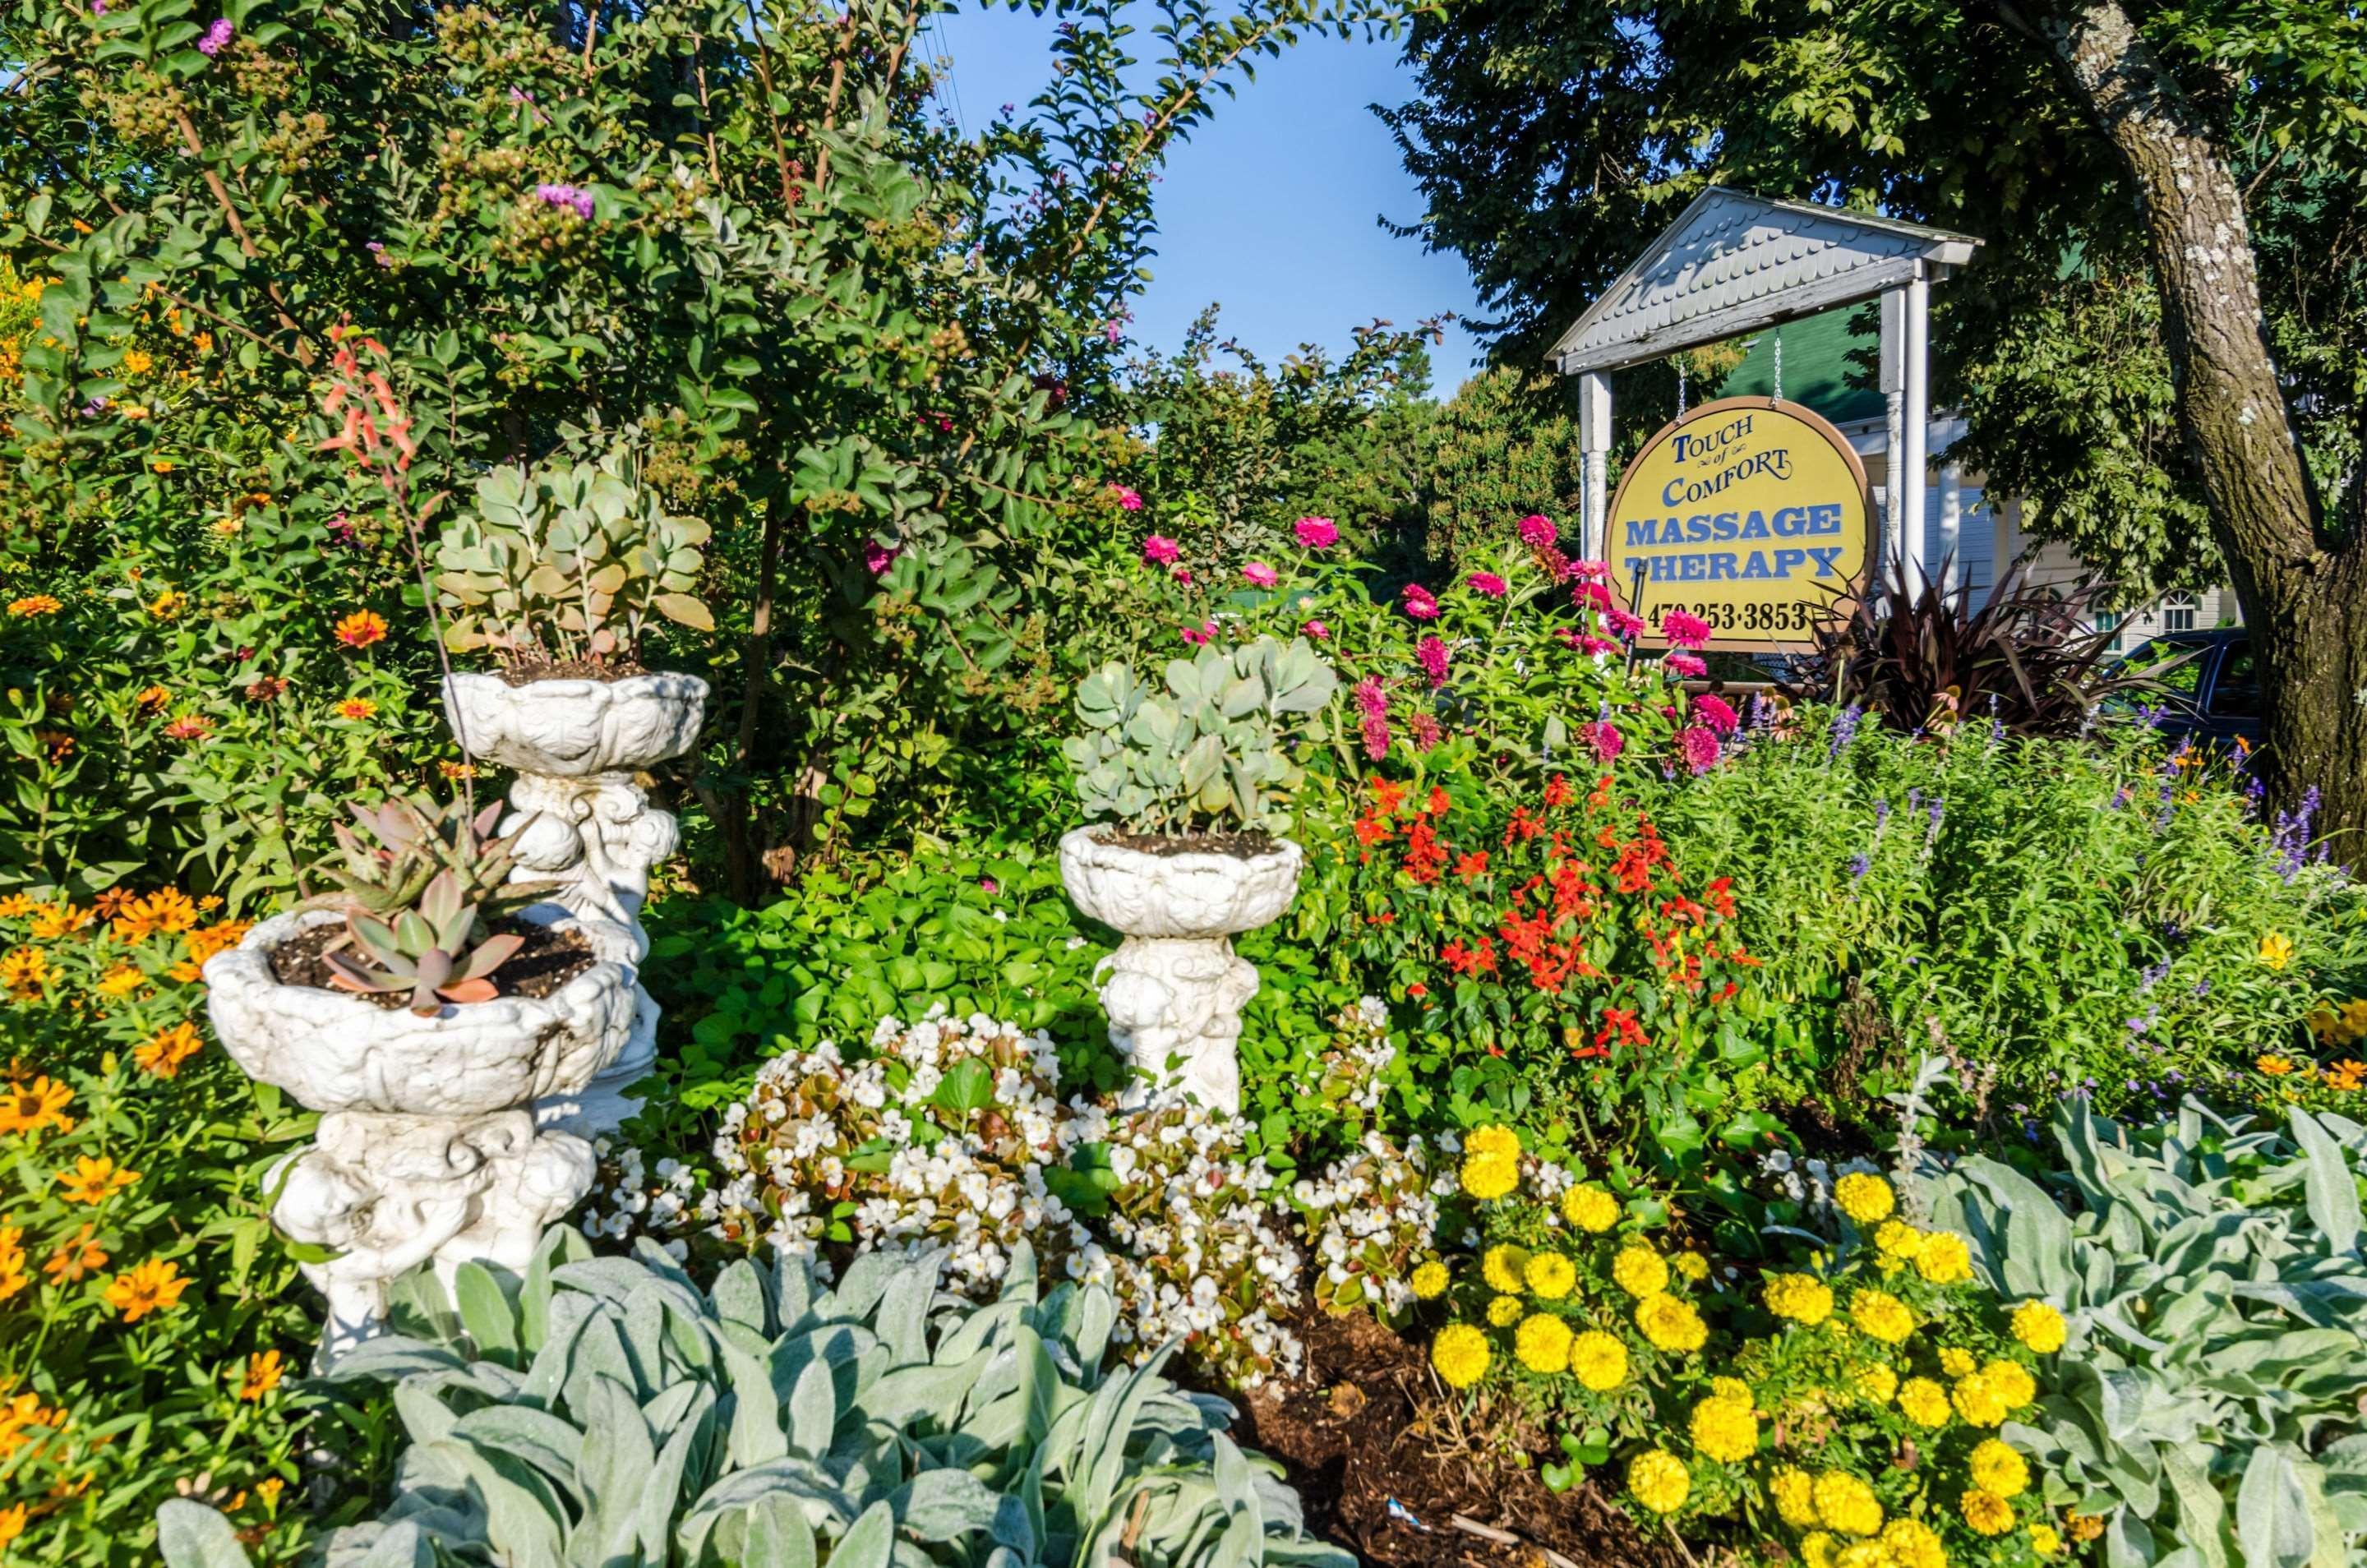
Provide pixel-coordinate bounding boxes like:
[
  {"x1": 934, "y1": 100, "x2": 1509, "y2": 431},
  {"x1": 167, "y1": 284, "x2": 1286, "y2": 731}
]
[
  {"x1": 1430, "y1": 1323, "x2": 1490, "y2": 1389},
  {"x1": 1458, "y1": 1125, "x2": 1521, "y2": 1200},
  {"x1": 1514, "y1": 1313, "x2": 1573, "y2": 1374},
  {"x1": 1525, "y1": 1252, "x2": 1576, "y2": 1299},
  {"x1": 1968, "y1": 1439, "x2": 2028, "y2": 1497},
  {"x1": 1914, "y1": 1231, "x2": 1973, "y2": 1286},
  {"x1": 1833, "y1": 1172, "x2": 1894, "y2": 1224},
  {"x1": 1561, "y1": 1183, "x2": 1619, "y2": 1232},
  {"x1": 1848, "y1": 1287, "x2": 1915, "y2": 1344},
  {"x1": 1626, "y1": 1448, "x2": 1689, "y2": 1514},
  {"x1": 1569, "y1": 1330, "x2": 1626, "y2": 1391},
  {"x1": 1688, "y1": 1381, "x2": 1758, "y2": 1464},
  {"x1": 1410, "y1": 1260, "x2": 1448, "y2": 1299},
  {"x1": 1764, "y1": 1271, "x2": 1834, "y2": 1325},
  {"x1": 2309, "y1": 997, "x2": 2367, "y2": 1047},
  {"x1": 1808, "y1": 1469, "x2": 1884, "y2": 1536},
  {"x1": 1635, "y1": 1291, "x2": 1707, "y2": 1354},
  {"x1": 1612, "y1": 1244, "x2": 1667, "y2": 1298},
  {"x1": 1482, "y1": 1243, "x2": 1528, "y2": 1294},
  {"x1": 2009, "y1": 1299, "x2": 2066, "y2": 1354}
]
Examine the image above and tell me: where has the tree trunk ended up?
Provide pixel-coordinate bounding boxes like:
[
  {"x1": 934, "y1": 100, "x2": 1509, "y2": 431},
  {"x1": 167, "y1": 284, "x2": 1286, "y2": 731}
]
[{"x1": 2036, "y1": 0, "x2": 2367, "y2": 862}]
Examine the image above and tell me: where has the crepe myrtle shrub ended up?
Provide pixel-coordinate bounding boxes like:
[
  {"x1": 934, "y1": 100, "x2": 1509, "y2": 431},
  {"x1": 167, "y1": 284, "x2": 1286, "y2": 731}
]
[
  {"x1": 154, "y1": 1231, "x2": 1350, "y2": 1568},
  {"x1": 1064, "y1": 637, "x2": 1338, "y2": 837},
  {"x1": 1926, "y1": 1097, "x2": 2367, "y2": 1565},
  {"x1": 308, "y1": 793, "x2": 559, "y2": 1014},
  {"x1": 434, "y1": 441, "x2": 715, "y2": 676}
]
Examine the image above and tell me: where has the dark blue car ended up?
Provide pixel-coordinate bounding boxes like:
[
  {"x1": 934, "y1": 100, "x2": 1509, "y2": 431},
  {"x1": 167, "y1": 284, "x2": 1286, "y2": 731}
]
[{"x1": 2113, "y1": 628, "x2": 2261, "y2": 749}]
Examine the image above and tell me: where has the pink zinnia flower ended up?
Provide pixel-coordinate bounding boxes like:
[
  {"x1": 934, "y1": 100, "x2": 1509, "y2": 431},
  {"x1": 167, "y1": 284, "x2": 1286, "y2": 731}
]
[
  {"x1": 1678, "y1": 726, "x2": 1722, "y2": 774},
  {"x1": 1467, "y1": 571, "x2": 1508, "y2": 598},
  {"x1": 1606, "y1": 607, "x2": 1648, "y2": 641},
  {"x1": 1294, "y1": 516, "x2": 1339, "y2": 548},
  {"x1": 1353, "y1": 676, "x2": 1390, "y2": 761},
  {"x1": 1410, "y1": 712, "x2": 1442, "y2": 753},
  {"x1": 1579, "y1": 634, "x2": 1617, "y2": 657},
  {"x1": 862, "y1": 540, "x2": 897, "y2": 575},
  {"x1": 1302, "y1": 620, "x2": 1330, "y2": 639},
  {"x1": 1142, "y1": 534, "x2": 1179, "y2": 565},
  {"x1": 1585, "y1": 722, "x2": 1625, "y2": 763},
  {"x1": 1110, "y1": 485, "x2": 1144, "y2": 511},
  {"x1": 1172, "y1": 567, "x2": 1193, "y2": 584},
  {"x1": 1692, "y1": 694, "x2": 1739, "y2": 736},
  {"x1": 1242, "y1": 560, "x2": 1280, "y2": 587},
  {"x1": 1664, "y1": 653, "x2": 1708, "y2": 678},
  {"x1": 1417, "y1": 634, "x2": 1450, "y2": 689},
  {"x1": 1401, "y1": 583, "x2": 1440, "y2": 620},
  {"x1": 1518, "y1": 514, "x2": 1557, "y2": 547},
  {"x1": 1180, "y1": 621, "x2": 1216, "y2": 646},
  {"x1": 1661, "y1": 609, "x2": 1714, "y2": 648},
  {"x1": 1573, "y1": 582, "x2": 1613, "y2": 612},
  {"x1": 1570, "y1": 558, "x2": 1610, "y2": 582}
]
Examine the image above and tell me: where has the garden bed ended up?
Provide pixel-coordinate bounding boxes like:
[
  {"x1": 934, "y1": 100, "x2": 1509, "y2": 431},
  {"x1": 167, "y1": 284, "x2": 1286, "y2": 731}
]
[{"x1": 1230, "y1": 1308, "x2": 1679, "y2": 1568}]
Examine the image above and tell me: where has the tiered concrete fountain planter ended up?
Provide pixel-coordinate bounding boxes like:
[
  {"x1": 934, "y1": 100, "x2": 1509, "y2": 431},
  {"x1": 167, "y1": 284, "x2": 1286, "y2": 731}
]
[
  {"x1": 203, "y1": 906, "x2": 640, "y2": 1358},
  {"x1": 1057, "y1": 827, "x2": 1303, "y2": 1114},
  {"x1": 442, "y1": 670, "x2": 706, "y2": 1129}
]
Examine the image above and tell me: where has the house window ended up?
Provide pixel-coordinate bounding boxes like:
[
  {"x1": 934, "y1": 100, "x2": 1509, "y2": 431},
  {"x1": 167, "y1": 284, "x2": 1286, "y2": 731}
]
[
  {"x1": 2095, "y1": 609, "x2": 2120, "y2": 654},
  {"x1": 2162, "y1": 594, "x2": 2198, "y2": 634}
]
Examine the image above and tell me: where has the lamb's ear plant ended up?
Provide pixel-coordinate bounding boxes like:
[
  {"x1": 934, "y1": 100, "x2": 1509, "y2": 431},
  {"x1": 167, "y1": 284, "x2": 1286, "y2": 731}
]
[
  {"x1": 307, "y1": 794, "x2": 559, "y2": 1015},
  {"x1": 157, "y1": 1230, "x2": 1351, "y2": 1568},
  {"x1": 1064, "y1": 636, "x2": 1336, "y2": 837},
  {"x1": 434, "y1": 442, "x2": 713, "y2": 674},
  {"x1": 1926, "y1": 1096, "x2": 2367, "y2": 1567}
]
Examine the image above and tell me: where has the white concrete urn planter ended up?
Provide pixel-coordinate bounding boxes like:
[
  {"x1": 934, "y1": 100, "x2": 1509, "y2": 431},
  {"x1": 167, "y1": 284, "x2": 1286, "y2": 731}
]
[
  {"x1": 204, "y1": 906, "x2": 639, "y2": 1358},
  {"x1": 443, "y1": 671, "x2": 706, "y2": 1129},
  {"x1": 1057, "y1": 827, "x2": 1303, "y2": 1114}
]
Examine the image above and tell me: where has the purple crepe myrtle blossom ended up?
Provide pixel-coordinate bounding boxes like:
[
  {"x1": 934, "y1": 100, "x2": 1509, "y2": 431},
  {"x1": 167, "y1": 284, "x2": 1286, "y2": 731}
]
[
  {"x1": 534, "y1": 182, "x2": 596, "y2": 219},
  {"x1": 197, "y1": 16, "x2": 232, "y2": 52},
  {"x1": 863, "y1": 540, "x2": 897, "y2": 575}
]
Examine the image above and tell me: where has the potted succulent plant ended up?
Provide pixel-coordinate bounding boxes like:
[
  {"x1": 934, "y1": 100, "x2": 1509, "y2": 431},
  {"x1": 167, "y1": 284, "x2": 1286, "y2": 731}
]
[
  {"x1": 1058, "y1": 635, "x2": 1337, "y2": 1112},
  {"x1": 204, "y1": 793, "x2": 640, "y2": 1355},
  {"x1": 430, "y1": 446, "x2": 708, "y2": 1121}
]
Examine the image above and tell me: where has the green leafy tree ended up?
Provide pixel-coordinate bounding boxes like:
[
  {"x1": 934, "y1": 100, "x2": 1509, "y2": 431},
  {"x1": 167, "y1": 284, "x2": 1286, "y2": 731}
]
[
  {"x1": 1379, "y1": 0, "x2": 2367, "y2": 853},
  {"x1": 1417, "y1": 366, "x2": 1583, "y2": 572}
]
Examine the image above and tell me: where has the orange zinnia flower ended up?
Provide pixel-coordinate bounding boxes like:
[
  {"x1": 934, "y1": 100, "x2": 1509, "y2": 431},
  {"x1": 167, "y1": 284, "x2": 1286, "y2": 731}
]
[
  {"x1": 6, "y1": 596, "x2": 61, "y2": 617},
  {"x1": 56, "y1": 1155, "x2": 139, "y2": 1205},
  {"x1": 133, "y1": 685, "x2": 172, "y2": 714},
  {"x1": 162, "y1": 714, "x2": 215, "y2": 740},
  {"x1": 239, "y1": 1350, "x2": 284, "y2": 1401},
  {"x1": 334, "y1": 610, "x2": 388, "y2": 648},
  {"x1": 43, "y1": 1223, "x2": 107, "y2": 1284},
  {"x1": 0, "y1": 1077, "x2": 72, "y2": 1136},
  {"x1": 104, "y1": 1257, "x2": 190, "y2": 1321},
  {"x1": 335, "y1": 697, "x2": 378, "y2": 720},
  {"x1": 134, "y1": 1022, "x2": 202, "y2": 1078}
]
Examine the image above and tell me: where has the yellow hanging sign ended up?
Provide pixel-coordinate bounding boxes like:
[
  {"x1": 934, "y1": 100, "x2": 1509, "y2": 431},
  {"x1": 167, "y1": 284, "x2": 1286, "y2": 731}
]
[{"x1": 1607, "y1": 396, "x2": 1874, "y2": 651}]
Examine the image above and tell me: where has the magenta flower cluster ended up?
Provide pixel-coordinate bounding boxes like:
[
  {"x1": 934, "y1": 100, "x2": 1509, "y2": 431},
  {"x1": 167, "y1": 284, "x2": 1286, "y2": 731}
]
[
  {"x1": 1417, "y1": 634, "x2": 1450, "y2": 689},
  {"x1": 1466, "y1": 571, "x2": 1508, "y2": 598},
  {"x1": 1353, "y1": 676, "x2": 1390, "y2": 761},
  {"x1": 1141, "y1": 534, "x2": 1179, "y2": 565},
  {"x1": 1518, "y1": 514, "x2": 1557, "y2": 548},
  {"x1": 534, "y1": 182, "x2": 596, "y2": 219},
  {"x1": 197, "y1": 16, "x2": 233, "y2": 53},
  {"x1": 1241, "y1": 560, "x2": 1279, "y2": 588},
  {"x1": 1400, "y1": 583, "x2": 1439, "y2": 620},
  {"x1": 1294, "y1": 516, "x2": 1339, "y2": 548}
]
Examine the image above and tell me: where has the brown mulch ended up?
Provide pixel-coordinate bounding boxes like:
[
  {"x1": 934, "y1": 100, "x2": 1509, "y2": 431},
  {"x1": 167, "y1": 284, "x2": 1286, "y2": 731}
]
[
  {"x1": 270, "y1": 917, "x2": 595, "y2": 1009},
  {"x1": 496, "y1": 655, "x2": 652, "y2": 686},
  {"x1": 1231, "y1": 1309, "x2": 1685, "y2": 1568},
  {"x1": 1093, "y1": 827, "x2": 1280, "y2": 858}
]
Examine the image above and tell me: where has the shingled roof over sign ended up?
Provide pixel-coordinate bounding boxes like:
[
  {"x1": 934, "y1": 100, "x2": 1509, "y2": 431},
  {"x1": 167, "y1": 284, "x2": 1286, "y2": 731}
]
[{"x1": 1547, "y1": 188, "x2": 1981, "y2": 376}]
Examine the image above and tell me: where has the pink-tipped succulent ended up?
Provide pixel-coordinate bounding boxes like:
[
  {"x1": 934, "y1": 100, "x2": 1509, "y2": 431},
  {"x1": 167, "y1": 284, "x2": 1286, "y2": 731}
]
[{"x1": 311, "y1": 793, "x2": 557, "y2": 1015}]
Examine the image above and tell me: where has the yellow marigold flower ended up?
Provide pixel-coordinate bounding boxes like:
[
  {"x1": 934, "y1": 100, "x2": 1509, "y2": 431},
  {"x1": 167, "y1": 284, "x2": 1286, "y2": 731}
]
[
  {"x1": 1914, "y1": 1232, "x2": 1973, "y2": 1286},
  {"x1": 104, "y1": 1257, "x2": 191, "y2": 1321},
  {"x1": 1460, "y1": 1151, "x2": 1519, "y2": 1200},
  {"x1": 1970, "y1": 1438, "x2": 2029, "y2": 1498},
  {"x1": 1673, "y1": 1249, "x2": 1710, "y2": 1282},
  {"x1": 1689, "y1": 1392, "x2": 1759, "y2": 1464},
  {"x1": 1482, "y1": 1243, "x2": 1530, "y2": 1294},
  {"x1": 1857, "y1": 1362, "x2": 1898, "y2": 1404},
  {"x1": 1938, "y1": 1346, "x2": 1975, "y2": 1378},
  {"x1": 0, "y1": 1076, "x2": 73, "y2": 1136},
  {"x1": 2010, "y1": 1300, "x2": 2067, "y2": 1354},
  {"x1": 1410, "y1": 1260, "x2": 1449, "y2": 1299},
  {"x1": 1710, "y1": 1376, "x2": 1751, "y2": 1404},
  {"x1": 240, "y1": 1350, "x2": 285, "y2": 1402},
  {"x1": 1800, "y1": 1533, "x2": 1838, "y2": 1568},
  {"x1": 1569, "y1": 1330, "x2": 1627, "y2": 1390},
  {"x1": 1982, "y1": 1358, "x2": 2037, "y2": 1410},
  {"x1": 1874, "y1": 1220, "x2": 1923, "y2": 1260},
  {"x1": 1833, "y1": 1172, "x2": 1894, "y2": 1224},
  {"x1": 58, "y1": 1154, "x2": 140, "y2": 1204},
  {"x1": 1951, "y1": 1372, "x2": 2008, "y2": 1427},
  {"x1": 1811, "y1": 1470, "x2": 1883, "y2": 1536},
  {"x1": 1561, "y1": 1183, "x2": 1618, "y2": 1232},
  {"x1": 97, "y1": 964, "x2": 145, "y2": 997},
  {"x1": 1626, "y1": 1449, "x2": 1689, "y2": 1515},
  {"x1": 2030, "y1": 1523, "x2": 2063, "y2": 1555},
  {"x1": 1612, "y1": 1245, "x2": 1668, "y2": 1298},
  {"x1": 6, "y1": 596, "x2": 61, "y2": 617},
  {"x1": 1635, "y1": 1293, "x2": 1707, "y2": 1354},
  {"x1": 1466, "y1": 1125, "x2": 1520, "y2": 1160},
  {"x1": 1764, "y1": 1271, "x2": 1834, "y2": 1325},
  {"x1": 1769, "y1": 1467, "x2": 1819, "y2": 1529},
  {"x1": 2259, "y1": 932, "x2": 2295, "y2": 971},
  {"x1": 1897, "y1": 1377, "x2": 1950, "y2": 1428},
  {"x1": 1514, "y1": 1313, "x2": 1573, "y2": 1374},
  {"x1": 1849, "y1": 1288, "x2": 1914, "y2": 1344},
  {"x1": 1960, "y1": 1487, "x2": 2014, "y2": 1535},
  {"x1": 134, "y1": 1022, "x2": 203, "y2": 1078},
  {"x1": 1525, "y1": 1252, "x2": 1576, "y2": 1299},
  {"x1": 1488, "y1": 1294, "x2": 1525, "y2": 1327},
  {"x1": 1430, "y1": 1323, "x2": 1490, "y2": 1389},
  {"x1": 1880, "y1": 1517, "x2": 1947, "y2": 1568}
]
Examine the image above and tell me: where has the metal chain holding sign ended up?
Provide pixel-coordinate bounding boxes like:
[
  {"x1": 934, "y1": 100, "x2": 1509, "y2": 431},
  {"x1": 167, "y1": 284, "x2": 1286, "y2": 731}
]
[
  {"x1": 1676, "y1": 360, "x2": 1688, "y2": 417},
  {"x1": 1773, "y1": 332, "x2": 1783, "y2": 404}
]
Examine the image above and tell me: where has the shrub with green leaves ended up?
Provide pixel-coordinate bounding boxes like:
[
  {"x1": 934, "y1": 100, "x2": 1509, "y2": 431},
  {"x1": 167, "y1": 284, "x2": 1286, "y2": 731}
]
[
  {"x1": 155, "y1": 1232, "x2": 1350, "y2": 1568},
  {"x1": 1064, "y1": 638, "x2": 1337, "y2": 836},
  {"x1": 1928, "y1": 1097, "x2": 2367, "y2": 1565}
]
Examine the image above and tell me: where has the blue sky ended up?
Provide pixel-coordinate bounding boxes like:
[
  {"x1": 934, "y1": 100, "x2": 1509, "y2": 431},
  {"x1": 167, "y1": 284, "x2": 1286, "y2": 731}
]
[{"x1": 924, "y1": 6, "x2": 1493, "y2": 392}]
